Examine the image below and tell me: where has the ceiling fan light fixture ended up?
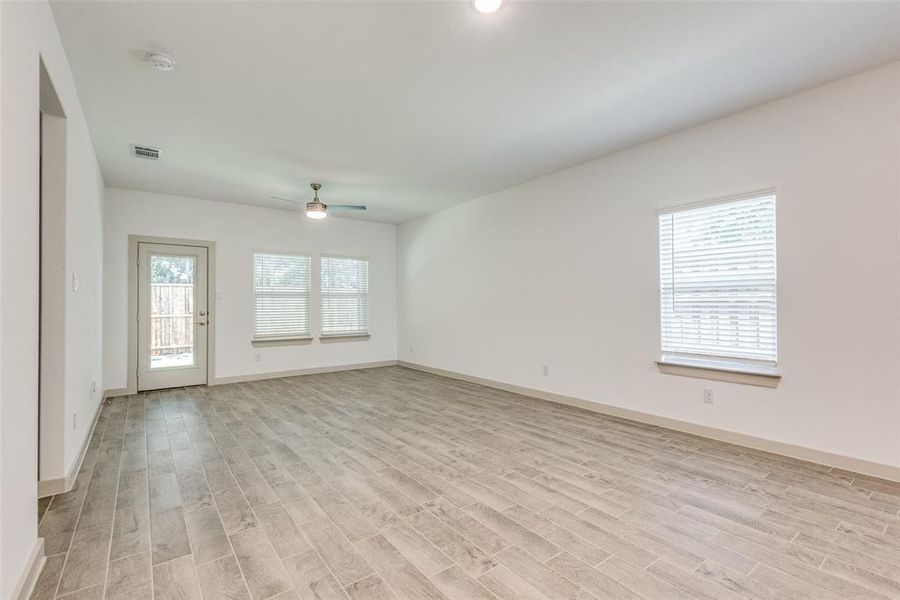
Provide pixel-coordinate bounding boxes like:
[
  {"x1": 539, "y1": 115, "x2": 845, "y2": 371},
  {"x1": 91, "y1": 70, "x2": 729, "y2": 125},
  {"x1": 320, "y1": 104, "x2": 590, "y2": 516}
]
[
  {"x1": 473, "y1": 0, "x2": 503, "y2": 13},
  {"x1": 306, "y1": 202, "x2": 327, "y2": 219}
]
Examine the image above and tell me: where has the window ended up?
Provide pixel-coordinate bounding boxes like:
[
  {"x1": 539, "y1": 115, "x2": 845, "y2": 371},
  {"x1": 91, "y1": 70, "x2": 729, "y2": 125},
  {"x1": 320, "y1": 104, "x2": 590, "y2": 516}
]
[
  {"x1": 321, "y1": 255, "x2": 369, "y2": 337},
  {"x1": 252, "y1": 252, "x2": 311, "y2": 340},
  {"x1": 658, "y1": 193, "x2": 776, "y2": 368}
]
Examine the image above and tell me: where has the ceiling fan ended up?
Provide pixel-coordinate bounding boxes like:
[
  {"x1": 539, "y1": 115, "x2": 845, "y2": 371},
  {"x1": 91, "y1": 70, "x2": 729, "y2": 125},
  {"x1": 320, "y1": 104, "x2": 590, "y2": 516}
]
[{"x1": 271, "y1": 183, "x2": 367, "y2": 219}]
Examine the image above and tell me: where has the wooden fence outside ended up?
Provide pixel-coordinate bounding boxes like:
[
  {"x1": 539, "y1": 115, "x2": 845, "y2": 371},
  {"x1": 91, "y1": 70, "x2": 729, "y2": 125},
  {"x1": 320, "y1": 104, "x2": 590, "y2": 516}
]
[{"x1": 150, "y1": 283, "x2": 194, "y2": 356}]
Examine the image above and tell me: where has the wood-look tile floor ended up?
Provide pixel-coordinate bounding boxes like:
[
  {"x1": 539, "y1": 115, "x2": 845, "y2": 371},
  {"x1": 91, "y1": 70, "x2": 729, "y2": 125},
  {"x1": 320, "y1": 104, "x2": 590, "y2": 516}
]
[{"x1": 33, "y1": 366, "x2": 900, "y2": 600}]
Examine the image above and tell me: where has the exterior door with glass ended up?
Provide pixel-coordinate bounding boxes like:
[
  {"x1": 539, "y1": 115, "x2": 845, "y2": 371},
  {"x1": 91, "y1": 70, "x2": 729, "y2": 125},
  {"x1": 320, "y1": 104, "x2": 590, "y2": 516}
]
[{"x1": 137, "y1": 243, "x2": 209, "y2": 391}]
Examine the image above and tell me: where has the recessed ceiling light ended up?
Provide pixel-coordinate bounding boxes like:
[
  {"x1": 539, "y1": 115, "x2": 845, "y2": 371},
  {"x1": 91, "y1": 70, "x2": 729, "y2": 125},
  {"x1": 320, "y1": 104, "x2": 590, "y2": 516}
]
[
  {"x1": 148, "y1": 52, "x2": 176, "y2": 72},
  {"x1": 473, "y1": 0, "x2": 503, "y2": 13}
]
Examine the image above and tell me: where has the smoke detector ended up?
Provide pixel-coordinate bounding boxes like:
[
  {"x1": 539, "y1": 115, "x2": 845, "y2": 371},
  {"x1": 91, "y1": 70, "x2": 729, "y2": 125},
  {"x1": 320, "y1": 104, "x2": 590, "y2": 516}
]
[
  {"x1": 131, "y1": 145, "x2": 161, "y2": 160},
  {"x1": 147, "y1": 53, "x2": 176, "y2": 72}
]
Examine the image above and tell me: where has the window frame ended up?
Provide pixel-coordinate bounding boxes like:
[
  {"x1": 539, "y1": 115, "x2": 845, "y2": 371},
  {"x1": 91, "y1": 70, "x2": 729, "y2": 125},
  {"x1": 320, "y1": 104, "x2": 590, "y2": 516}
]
[
  {"x1": 251, "y1": 249, "x2": 313, "y2": 343},
  {"x1": 656, "y1": 190, "x2": 780, "y2": 380},
  {"x1": 319, "y1": 253, "x2": 370, "y2": 338}
]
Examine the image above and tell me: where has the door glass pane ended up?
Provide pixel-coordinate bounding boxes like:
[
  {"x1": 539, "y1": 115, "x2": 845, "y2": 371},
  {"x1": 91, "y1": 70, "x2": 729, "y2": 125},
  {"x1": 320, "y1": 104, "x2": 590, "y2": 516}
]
[{"x1": 149, "y1": 254, "x2": 195, "y2": 369}]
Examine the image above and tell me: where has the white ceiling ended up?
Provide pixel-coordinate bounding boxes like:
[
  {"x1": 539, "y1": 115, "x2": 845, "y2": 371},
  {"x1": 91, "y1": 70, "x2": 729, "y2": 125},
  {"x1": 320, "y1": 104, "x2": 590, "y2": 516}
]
[{"x1": 51, "y1": 1, "x2": 900, "y2": 223}]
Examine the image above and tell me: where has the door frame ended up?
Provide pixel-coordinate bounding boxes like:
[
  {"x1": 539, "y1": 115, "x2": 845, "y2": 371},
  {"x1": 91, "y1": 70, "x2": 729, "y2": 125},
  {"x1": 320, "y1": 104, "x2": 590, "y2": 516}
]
[{"x1": 127, "y1": 235, "x2": 217, "y2": 394}]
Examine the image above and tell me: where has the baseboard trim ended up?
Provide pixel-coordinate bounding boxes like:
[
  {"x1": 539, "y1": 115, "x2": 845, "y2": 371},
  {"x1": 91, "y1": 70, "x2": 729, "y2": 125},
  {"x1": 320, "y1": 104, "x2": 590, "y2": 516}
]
[
  {"x1": 211, "y1": 360, "x2": 398, "y2": 385},
  {"x1": 104, "y1": 362, "x2": 398, "y2": 395},
  {"x1": 11, "y1": 538, "x2": 45, "y2": 600},
  {"x1": 397, "y1": 361, "x2": 900, "y2": 483},
  {"x1": 38, "y1": 397, "x2": 104, "y2": 498}
]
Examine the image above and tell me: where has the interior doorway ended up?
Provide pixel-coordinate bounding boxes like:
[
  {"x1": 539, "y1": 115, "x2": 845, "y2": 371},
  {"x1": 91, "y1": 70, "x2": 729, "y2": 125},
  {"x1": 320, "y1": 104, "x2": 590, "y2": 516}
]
[
  {"x1": 136, "y1": 242, "x2": 210, "y2": 391},
  {"x1": 38, "y1": 61, "x2": 67, "y2": 492}
]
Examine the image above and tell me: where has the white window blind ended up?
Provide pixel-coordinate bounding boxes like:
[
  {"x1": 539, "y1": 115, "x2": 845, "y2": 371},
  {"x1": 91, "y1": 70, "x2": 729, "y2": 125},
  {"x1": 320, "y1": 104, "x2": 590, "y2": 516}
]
[
  {"x1": 252, "y1": 252, "x2": 311, "y2": 340},
  {"x1": 321, "y1": 255, "x2": 369, "y2": 337},
  {"x1": 659, "y1": 193, "x2": 776, "y2": 364}
]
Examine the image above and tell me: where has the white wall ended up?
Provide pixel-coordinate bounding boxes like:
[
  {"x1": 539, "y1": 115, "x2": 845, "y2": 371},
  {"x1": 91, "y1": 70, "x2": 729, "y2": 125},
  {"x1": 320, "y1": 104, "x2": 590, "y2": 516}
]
[
  {"x1": 0, "y1": 1, "x2": 105, "y2": 597},
  {"x1": 39, "y1": 111, "x2": 68, "y2": 483},
  {"x1": 399, "y1": 63, "x2": 900, "y2": 470},
  {"x1": 62, "y1": 116, "x2": 104, "y2": 472},
  {"x1": 104, "y1": 188, "x2": 397, "y2": 389}
]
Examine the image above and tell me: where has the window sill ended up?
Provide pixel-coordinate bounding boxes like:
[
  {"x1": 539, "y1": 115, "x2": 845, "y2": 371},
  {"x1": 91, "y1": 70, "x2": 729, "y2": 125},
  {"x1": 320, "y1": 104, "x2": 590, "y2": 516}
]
[
  {"x1": 320, "y1": 333, "x2": 370, "y2": 342},
  {"x1": 252, "y1": 337, "x2": 313, "y2": 347},
  {"x1": 656, "y1": 356, "x2": 781, "y2": 388}
]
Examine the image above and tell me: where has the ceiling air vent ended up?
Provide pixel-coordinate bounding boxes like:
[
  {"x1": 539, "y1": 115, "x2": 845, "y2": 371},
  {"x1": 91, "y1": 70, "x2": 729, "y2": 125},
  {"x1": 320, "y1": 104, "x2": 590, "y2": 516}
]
[{"x1": 131, "y1": 144, "x2": 161, "y2": 160}]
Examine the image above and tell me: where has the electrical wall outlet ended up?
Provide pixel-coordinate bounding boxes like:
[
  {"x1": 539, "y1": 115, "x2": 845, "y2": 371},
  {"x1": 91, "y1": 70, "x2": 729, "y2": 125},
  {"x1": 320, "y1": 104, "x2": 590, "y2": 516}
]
[
  {"x1": 253, "y1": 352, "x2": 261, "y2": 362},
  {"x1": 72, "y1": 411, "x2": 77, "y2": 430},
  {"x1": 703, "y1": 388, "x2": 715, "y2": 404},
  {"x1": 542, "y1": 364, "x2": 550, "y2": 376},
  {"x1": 409, "y1": 345, "x2": 414, "y2": 354},
  {"x1": 71, "y1": 272, "x2": 79, "y2": 292}
]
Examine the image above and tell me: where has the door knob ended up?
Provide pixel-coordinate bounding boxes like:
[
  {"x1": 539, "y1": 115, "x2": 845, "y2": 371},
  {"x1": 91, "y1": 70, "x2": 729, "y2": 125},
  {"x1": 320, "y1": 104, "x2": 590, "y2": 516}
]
[
  {"x1": 197, "y1": 321, "x2": 206, "y2": 326},
  {"x1": 199, "y1": 310, "x2": 207, "y2": 316}
]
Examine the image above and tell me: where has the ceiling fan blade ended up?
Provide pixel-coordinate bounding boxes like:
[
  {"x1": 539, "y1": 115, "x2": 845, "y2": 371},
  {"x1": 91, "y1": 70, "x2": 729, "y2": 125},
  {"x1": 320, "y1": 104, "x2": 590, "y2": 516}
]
[
  {"x1": 269, "y1": 195, "x2": 301, "y2": 204},
  {"x1": 328, "y1": 204, "x2": 367, "y2": 211}
]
